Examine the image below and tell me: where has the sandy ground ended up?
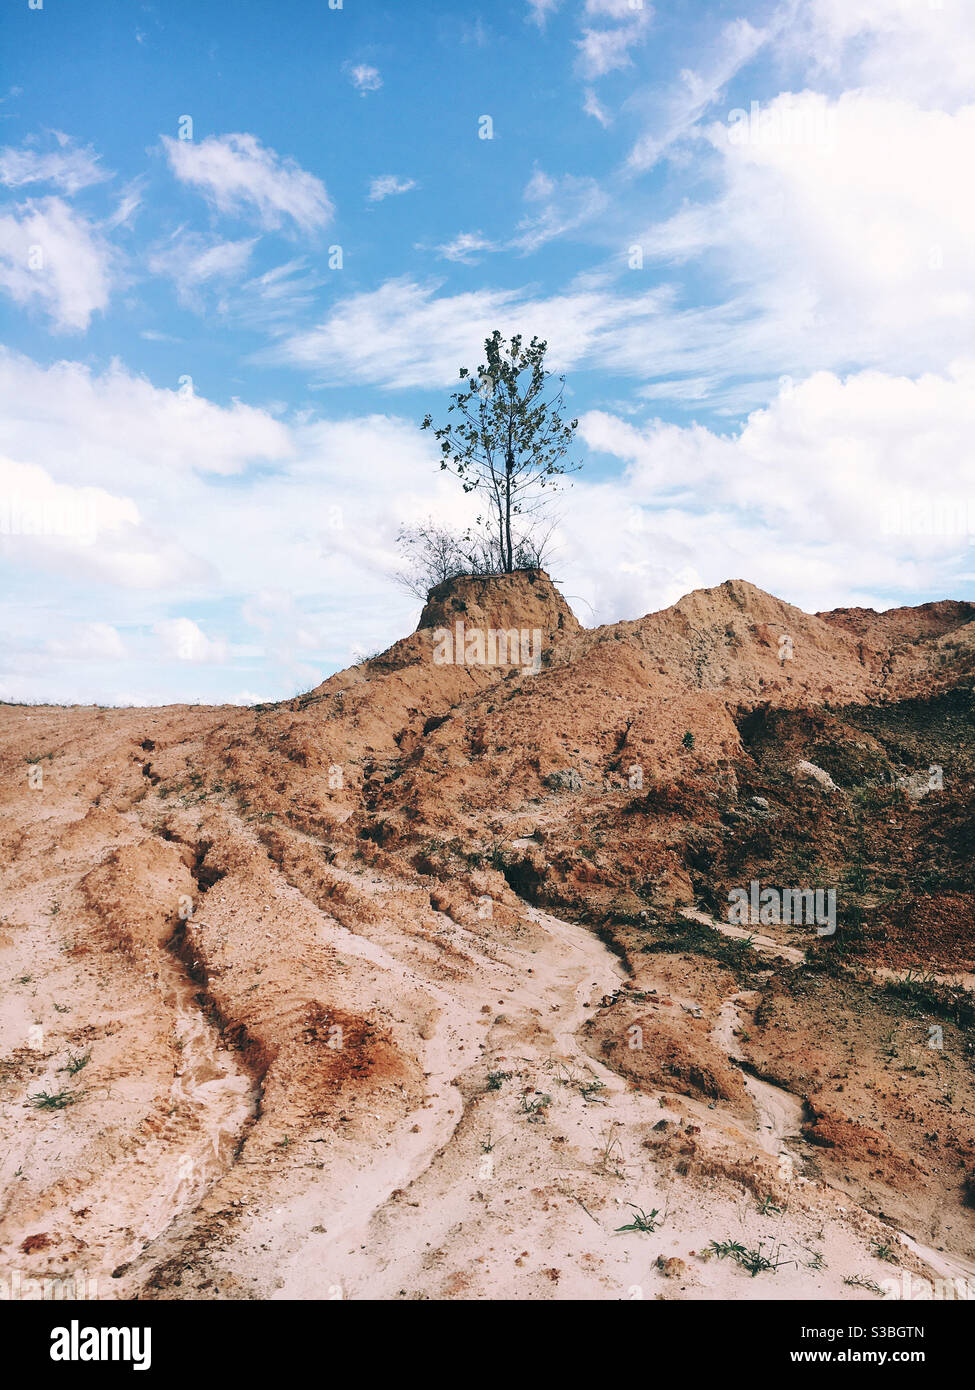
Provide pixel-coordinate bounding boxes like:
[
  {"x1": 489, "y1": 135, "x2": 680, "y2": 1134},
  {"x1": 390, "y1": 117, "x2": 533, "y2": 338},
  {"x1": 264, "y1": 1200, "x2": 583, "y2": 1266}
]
[
  {"x1": 0, "y1": 817, "x2": 944, "y2": 1301},
  {"x1": 2, "y1": 573, "x2": 974, "y2": 1300}
]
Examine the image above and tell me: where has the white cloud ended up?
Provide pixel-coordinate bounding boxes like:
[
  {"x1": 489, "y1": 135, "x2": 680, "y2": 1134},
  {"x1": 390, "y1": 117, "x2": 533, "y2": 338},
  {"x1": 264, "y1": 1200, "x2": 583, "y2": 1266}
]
[
  {"x1": 47, "y1": 622, "x2": 126, "y2": 660},
  {"x1": 583, "y1": 88, "x2": 612, "y2": 127},
  {"x1": 526, "y1": 0, "x2": 562, "y2": 27},
  {"x1": 0, "y1": 348, "x2": 456, "y2": 651},
  {"x1": 349, "y1": 64, "x2": 383, "y2": 94},
  {"x1": 161, "y1": 133, "x2": 333, "y2": 234},
  {"x1": 513, "y1": 169, "x2": 609, "y2": 252},
  {"x1": 225, "y1": 257, "x2": 322, "y2": 331},
  {"x1": 3, "y1": 343, "x2": 973, "y2": 703},
  {"x1": 240, "y1": 589, "x2": 333, "y2": 689},
  {"x1": 569, "y1": 362, "x2": 975, "y2": 616},
  {"x1": 0, "y1": 450, "x2": 205, "y2": 591},
  {"x1": 0, "y1": 453, "x2": 138, "y2": 542},
  {"x1": 105, "y1": 178, "x2": 144, "y2": 230},
  {"x1": 626, "y1": 17, "x2": 769, "y2": 171},
  {"x1": 0, "y1": 196, "x2": 115, "y2": 332},
  {"x1": 0, "y1": 349, "x2": 292, "y2": 485},
  {"x1": 154, "y1": 617, "x2": 228, "y2": 664},
  {"x1": 801, "y1": 0, "x2": 975, "y2": 108},
  {"x1": 433, "y1": 231, "x2": 498, "y2": 264},
  {"x1": 631, "y1": 90, "x2": 975, "y2": 383},
  {"x1": 575, "y1": 4, "x2": 652, "y2": 79},
  {"x1": 268, "y1": 143, "x2": 975, "y2": 400},
  {"x1": 270, "y1": 275, "x2": 690, "y2": 389},
  {"x1": 0, "y1": 133, "x2": 110, "y2": 193},
  {"x1": 148, "y1": 229, "x2": 257, "y2": 307},
  {"x1": 638, "y1": 376, "x2": 715, "y2": 402},
  {"x1": 368, "y1": 174, "x2": 417, "y2": 202},
  {"x1": 584, "y1": 0, "x2": 649, "y2": 12}
]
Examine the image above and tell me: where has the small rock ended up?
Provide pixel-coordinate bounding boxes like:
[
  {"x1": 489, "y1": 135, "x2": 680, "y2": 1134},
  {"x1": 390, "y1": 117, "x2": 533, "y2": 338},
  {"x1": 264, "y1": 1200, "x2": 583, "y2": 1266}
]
[
  {"x1": 543, "y1": 768, "x2": 583, "y2": 792},
  {"x1": 795, "y1": 760, "x2": 839, "y2": 791}
]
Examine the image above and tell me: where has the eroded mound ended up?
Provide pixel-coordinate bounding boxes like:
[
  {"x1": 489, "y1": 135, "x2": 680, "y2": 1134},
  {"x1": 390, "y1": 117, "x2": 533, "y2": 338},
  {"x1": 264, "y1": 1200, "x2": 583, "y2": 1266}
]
[{"x1": 2, "y1": 572, "x2": 973, "y2": 1299}]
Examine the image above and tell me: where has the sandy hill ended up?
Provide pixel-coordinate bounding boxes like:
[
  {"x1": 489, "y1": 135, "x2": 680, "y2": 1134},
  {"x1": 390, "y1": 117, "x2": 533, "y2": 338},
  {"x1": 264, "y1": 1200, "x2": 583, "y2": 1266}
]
[{"x1": 1, "y1": 571, "x2": 974, "y2": 1301}]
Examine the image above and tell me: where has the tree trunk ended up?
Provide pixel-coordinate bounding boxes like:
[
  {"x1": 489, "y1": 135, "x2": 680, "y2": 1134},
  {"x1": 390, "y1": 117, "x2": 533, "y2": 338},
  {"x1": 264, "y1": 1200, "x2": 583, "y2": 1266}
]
[{"x1": 504, "y1": 447, "x2": 514, "y2": 572}]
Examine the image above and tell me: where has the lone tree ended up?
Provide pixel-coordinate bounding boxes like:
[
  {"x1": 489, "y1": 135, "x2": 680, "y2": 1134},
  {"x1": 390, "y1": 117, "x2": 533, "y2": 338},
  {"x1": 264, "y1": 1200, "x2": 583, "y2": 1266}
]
[{"x1": 420, "y1": 331, "x2": 580, "y2": 574}]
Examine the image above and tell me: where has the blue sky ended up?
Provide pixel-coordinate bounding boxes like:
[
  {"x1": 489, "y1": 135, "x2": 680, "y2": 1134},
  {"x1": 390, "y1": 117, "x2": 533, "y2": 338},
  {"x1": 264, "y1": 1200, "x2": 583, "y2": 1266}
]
[{"x1": 1, "y1": 0, "x2": 973, "y2": 704}]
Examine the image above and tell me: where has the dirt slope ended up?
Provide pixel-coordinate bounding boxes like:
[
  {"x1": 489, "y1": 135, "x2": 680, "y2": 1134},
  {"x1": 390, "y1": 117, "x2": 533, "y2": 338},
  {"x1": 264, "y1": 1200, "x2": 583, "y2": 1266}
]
[{"x1": 2, "y1": 570, "x2": 973, "y2": 1300}]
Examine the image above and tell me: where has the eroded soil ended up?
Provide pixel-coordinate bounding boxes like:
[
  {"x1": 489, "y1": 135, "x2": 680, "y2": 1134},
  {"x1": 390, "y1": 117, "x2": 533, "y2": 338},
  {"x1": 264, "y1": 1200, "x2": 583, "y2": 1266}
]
[{"x1": 3, "y1": 573, "x2": 974, "y2": 1299}]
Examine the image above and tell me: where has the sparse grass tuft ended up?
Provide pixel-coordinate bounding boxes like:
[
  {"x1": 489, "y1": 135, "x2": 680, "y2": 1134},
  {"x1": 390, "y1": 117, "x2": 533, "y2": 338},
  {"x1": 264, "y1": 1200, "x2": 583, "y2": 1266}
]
[
  {"x1": 882, "y1": 971, "x2": 975, "y2": 1030},
  {"x1": 60, "y1": 1051, "x2": 90, "y2": 1076},
  {"x1": 708, "y1": 1239, "x2": 794, "y2": 1276},
  {"x1": 579, "y1": 1078, "x2": 607, "y2": 1102},
  {"x1": 844, "y1": 1274, "x2": 886, "y2": 1296},
  {"x1": 519, "y1": 1091, "x2": 552, "y2": 1120},
  {"x1": 640, "y1": 919, "x2": 761, "y2": 979},
  {"x1": 596, "y1": 1123, "x2": 626, "y2": 1176},
  {"x1": 29, "y1": 1088, "x2": 80, "y2": 1110},
  {"x1": 615, "y1": 1204, "x2": 660, "y2": 1234}
]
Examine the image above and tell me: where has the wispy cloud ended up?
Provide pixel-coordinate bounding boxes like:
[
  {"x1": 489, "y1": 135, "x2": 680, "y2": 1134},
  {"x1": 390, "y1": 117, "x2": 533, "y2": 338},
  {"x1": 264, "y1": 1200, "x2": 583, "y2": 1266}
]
[
  {"x1": 105, "y1": 177, "x2": 144, "y2": 230},
  {"x1": 626, "y1": 17, "x2": 769, "y2": 171},
  {"x1": 368, "y1": 174, "x2": 417, "y2": 202},
  {"x1": 512, "y1": 168, "x2": 609, "y2": 253},
  {"x1": 161, "y1": 132, "x2": 333, "y2": 234},
  {"x1": 148, "y1": 229, "x2": 257, "y2": 308},
  {"x1": 228, "y1": 257, "x2": 323, "y2": 332},
  {"x1": 348, "y1": 63, "x2": 383, "y2": 94},
  {"x1": 0, "y1": 132, "x2": 111, "y2": 194},
  {"x1": 576, "y1": 2, "x2": 653, "y2": 79},
  {"x1": 583, "y1": 88, "x2": 612, "y2": 127},
  {"x1": 268, "y1": 275, "x2": 678, "y2": 389},
  {"x1": 432, "y1": 231, "x2": 498, "y2": 264},
  {"x1": 526, "y1": 0, "x2": 562, "y2": 28}
]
